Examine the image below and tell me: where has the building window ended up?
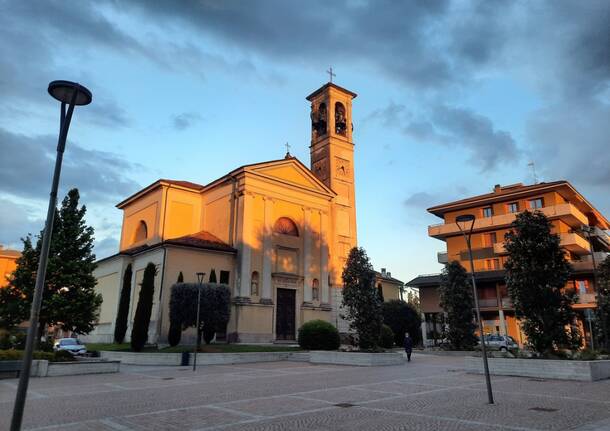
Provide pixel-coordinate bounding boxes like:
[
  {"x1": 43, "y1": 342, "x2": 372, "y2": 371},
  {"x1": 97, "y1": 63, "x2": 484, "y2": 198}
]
[
  {"x1": 485, "y1": 258, "x2": 500, "y2": 270},
  {"x1": 250, "y1": 271, "x2": 259, "y2": 296},
  {"x1": 219, "y1": 270, "x2": 230, "y2": 285},
  {"x1": 312, "y1": 278, "x2": 319, "y2": 301},
  {"x1": 273, "y1": 217, "x2": 299, "y2": 236},
  {"x1": 134, "y1": 220, "x2": 148, "y2": 243},
  {"x1": 577, "y1": 280, "x2": 588, "y2": 295},
  {"x1": 529, "y1": 198, "x2": 544, "y2": 209},
  {"x1": 483, "y1": 232, "x2": 497, "y2": 247},
  {"x1": 507, "y1": 202, "x2": 519, "y2": 213},
  {"x1": 483, "y1": 207, "x2": 493, "y2": 218}
]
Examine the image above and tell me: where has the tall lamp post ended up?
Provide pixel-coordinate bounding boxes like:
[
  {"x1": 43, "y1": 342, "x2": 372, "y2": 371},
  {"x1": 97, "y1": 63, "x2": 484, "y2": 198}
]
[
  {"x1": 456, "y1": 214, "x2": 494, "y2": 405},
  {"x1": 193, "y1": 272, "x2": 206, "y2": 371},
  {"x1": 11, "y1": 81, "x2": 92, "y2": 431}
]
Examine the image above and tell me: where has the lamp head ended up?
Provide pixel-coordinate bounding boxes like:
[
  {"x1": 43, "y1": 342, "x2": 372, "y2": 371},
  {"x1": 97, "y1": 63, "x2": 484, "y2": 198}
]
[
  {"x1": 48, "y1": 80, "x2": 92, "y2": 106},
  {"x1": 455, "y1": 214, "x2": 475, "y2": 223},
  {"x1": 196, "y1": 272, "x2": 206, "y2": 284}
]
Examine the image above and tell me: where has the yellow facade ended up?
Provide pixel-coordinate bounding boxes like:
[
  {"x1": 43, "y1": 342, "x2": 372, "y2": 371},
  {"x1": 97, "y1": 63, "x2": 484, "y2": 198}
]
[
  {"x1": 86, "y1": 82, "x2": 391, "y2": 344},
  {"x1": 0, "y1": 246, "x2": 20, "y2": 288}
]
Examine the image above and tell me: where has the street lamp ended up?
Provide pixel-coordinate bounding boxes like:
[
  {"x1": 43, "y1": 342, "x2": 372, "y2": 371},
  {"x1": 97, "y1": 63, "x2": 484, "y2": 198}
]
[
  {"x1": 193, "y1": 271, "x2": 206, "y2": 371},
  {"x1": 11, "y1": 81, "x2": 92, "y2": 431},
  {"x1": 455, "y1": 214, "x2": 494, "y2": 405}
]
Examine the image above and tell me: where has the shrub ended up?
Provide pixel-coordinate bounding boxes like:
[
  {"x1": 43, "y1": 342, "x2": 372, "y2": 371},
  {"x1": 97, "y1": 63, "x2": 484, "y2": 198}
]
[
  {"x1": 52, "y1": 350, "x2": 76, "y2": 362},
  {"x1": 382, "y1": 300, "x2": 422, "y2": 346},
  {"x1": 298, "y1": 320, "x2": 340, "y2": 350},
  {"x1": 131, "y1": 263, "x2": 157, "y2": 352},
  {"x1": 0, "y1": 329, "x2": 11, "y2": 350},
  {"x1": 38, "y1": 340, "x2": 55, "y2": 352},
  {"x1": 114, "y1": 264, "x2": 133, "y2": 344},
  {"x1": 379, "y1": 324, "x2": 395, "y2": 349},
  {"x1": 0, "y1": 350, "x2": 55, "y2": 361}
]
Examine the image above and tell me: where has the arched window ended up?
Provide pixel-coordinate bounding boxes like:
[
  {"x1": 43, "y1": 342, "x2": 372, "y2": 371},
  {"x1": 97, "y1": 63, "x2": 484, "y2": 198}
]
[
  {"x1": 312, "y1": 278, "x2": 319, "y2": 301},
  {"x1": 335, "y1": 102, "x2": 347, "y2": 135},
  {"x1": 251, "y1": 271, "x2": 259, "y2": 296},
  {"x1": 273, "y1": 217, "x2": 299, "y2": 237},
  {"x1": 134, "y1": 220, "x2": 148, "y2": 243}
]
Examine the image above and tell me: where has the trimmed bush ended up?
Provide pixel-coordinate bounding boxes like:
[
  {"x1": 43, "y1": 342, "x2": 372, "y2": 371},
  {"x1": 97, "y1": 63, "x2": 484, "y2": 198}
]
[
  {"x1": 297, "y1": 320, "x2": 340, "y2": 350},
  {"x1": 52, "y1": 350, "x2": 76, "y2": 362},
  {"x1": 379, "y1": 324, "x2": 395, "y2": 349},
  {"x1": 114, "y1": 264, "x2": 132, "y2": 344},
  {"x1": 130, "y1": 263, "x2": 157, "y2": 352}
]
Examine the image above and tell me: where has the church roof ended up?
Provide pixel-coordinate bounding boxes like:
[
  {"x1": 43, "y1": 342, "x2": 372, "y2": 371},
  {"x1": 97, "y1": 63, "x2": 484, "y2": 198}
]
[
  {"x1": 306, "y1": 82, "x2": 357, "y2": 100},
  {"x1": 164, "y1": 230, "x2": 236, "y2": 253}
]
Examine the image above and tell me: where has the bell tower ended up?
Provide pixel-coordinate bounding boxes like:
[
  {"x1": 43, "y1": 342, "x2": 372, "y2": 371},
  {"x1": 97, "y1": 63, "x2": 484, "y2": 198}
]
[{"x1": 306, "y1": 82, "x2": 358, "y2": 288}]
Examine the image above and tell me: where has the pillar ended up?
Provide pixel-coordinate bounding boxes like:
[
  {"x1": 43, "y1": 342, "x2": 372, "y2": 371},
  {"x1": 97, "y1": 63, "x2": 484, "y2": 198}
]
[
  {"x1": 302, "y1": 208, "x2": 312, "y2": 303},
  {"x1": 320, "y1": 211, "x2": 330, "y2": 305},
  {"x1": 237, "y1": 192, "x2": 253, "y2": 298},
  {"x1": 421, "y1": 312, "x2": 428, "y2": 347},
  {"x1": 498, "y1": 309, "x2": 507, "y2": 335},
  {"x1": 261, "y1": 197, "x2": 274, "y2": 303}
]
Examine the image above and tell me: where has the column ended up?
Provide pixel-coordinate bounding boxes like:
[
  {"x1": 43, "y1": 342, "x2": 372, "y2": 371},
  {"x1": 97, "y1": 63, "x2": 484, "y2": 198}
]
[
  {"x1": 261, "y1": 197, "x2": 274, "y2": 303},
  {"x1": 302, "y1": 208, "x2": 312, "y2": 303},
  {"x1": 320, "y1": 211, "x2": 330, "y2": 305},
  {"x1": 237, "y1": 192, "x2": 253, "y2": 298},
  {"x1": 421, "y1": 313, "x2": 428, "y2": 347},
  {"x1": 498, "y1": 309, "x2": 507, "y2": 335}
]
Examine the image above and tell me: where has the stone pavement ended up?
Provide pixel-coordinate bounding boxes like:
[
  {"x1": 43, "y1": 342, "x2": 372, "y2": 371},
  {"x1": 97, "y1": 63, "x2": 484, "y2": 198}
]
[{"x1": 1, "y1": 354, "x2": 610, "y2": 430}]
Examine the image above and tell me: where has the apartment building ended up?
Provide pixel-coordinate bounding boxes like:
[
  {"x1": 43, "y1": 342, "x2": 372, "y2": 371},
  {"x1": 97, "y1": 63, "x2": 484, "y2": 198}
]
[{"x1": 407, "y1": 181, "x2": 610, "y2": 347}]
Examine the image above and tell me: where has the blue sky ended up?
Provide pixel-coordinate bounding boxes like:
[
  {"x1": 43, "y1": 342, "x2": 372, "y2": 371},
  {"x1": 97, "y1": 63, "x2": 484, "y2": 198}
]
[{"x1": 1, "y1": 1, "x2": 609, "y2": 284}]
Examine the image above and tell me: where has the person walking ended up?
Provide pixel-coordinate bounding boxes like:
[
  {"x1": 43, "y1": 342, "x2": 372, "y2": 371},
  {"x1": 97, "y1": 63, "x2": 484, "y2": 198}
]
[{"x1": 404, "y1": 332, "x2": 413, "y2": 362}]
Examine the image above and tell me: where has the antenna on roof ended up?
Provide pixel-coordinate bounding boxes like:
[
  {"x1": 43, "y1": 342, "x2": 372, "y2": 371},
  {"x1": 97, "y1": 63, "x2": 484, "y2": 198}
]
[{"x1": 528, "y1": 161, "x2": 539, "y2": 185}]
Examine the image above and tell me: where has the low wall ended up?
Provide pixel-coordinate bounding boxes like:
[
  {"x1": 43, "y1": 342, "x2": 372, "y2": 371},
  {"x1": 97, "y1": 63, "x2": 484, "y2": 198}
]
[
  {"x1": 464, "y1": 356, "x2": 610, "y2": 381},
  {"x1": 100, "y1": 351, "x2": 183, "y2": 365},
  {"x1": 310, "y1": 351, "x2": 405, "y2": 366},
  {"x1": 46, "y1": 360, "x2": 120, "y2": 377}
]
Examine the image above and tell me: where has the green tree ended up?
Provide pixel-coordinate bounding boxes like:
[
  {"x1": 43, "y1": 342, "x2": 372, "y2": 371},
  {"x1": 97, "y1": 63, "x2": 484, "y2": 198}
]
[
  {"x1": 177, "y1": 272, "x2": 184, "y2": 283},
  {"x1": 130, "y1": 262, "x2": 157, "y2": 351},
  {"x1": 0, "y1": 189, "x2": 102, "y2": 337},
  {"x1": 114, "y1": 264, "x2": 132, "y2": 343},
  {"x1": 438, "y1": 261, "x2": 477, "y2": 350},
  {"x1": 594, "y1": 255, "x2": 610, "y2": 351},
  {"x1": 504, "y1": 211, "x2": 580, "y2": 354},
  {"x1": 341, "y1": 247, "x2": 382, "y2": 349},
  {"x1": 382, "y1": 299, "x2": 422, "y2": 346},
  {"x1": 406, "y1": 290, "x2": 421, "y2": 314}
]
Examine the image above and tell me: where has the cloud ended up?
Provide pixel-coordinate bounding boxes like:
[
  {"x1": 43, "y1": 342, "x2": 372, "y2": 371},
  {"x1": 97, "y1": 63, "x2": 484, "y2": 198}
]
[
  {"x1": 403, "y1": 192, "x2": 439, "y2": 210},
  {"x1": 0, "y1": 198, "x2": 44, "y2": 249},
  {"x1": 172, "y1": 112, "x2": 203, "y2": 131},
  {"x1": 0, "y1": 128, "x2": 141, "y2": 204},
  {"x1": 94, "y1": 236, "x2": 119, "y2": 260}
]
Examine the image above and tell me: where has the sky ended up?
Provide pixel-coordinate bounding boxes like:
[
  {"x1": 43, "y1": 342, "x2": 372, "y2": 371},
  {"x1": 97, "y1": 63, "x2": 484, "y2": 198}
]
[{"x1": 0, "y1": 1, "x2": 609, "y2": 285}]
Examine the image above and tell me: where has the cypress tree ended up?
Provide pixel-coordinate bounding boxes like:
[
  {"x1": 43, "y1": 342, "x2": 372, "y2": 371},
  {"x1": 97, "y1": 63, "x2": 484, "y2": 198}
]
[
  {"x1": 209, "y1": 269, "x2": 217, "y2": 283},
  {"x1": 438, "y1": 261, "x2": 477, "y2": 350},
  {"x1": 504, "y1": 211, "x2": 580, "y2": 354},
  {"x1": 130, "y1": 262, "x2": 157, "y2": 351},
  {"x1": 114, "y1": 264, "x2": 132, "y2": 343},
  {"x1": 177, "y1": 272, "x2": 184, "y2": 283},
  {"x1": 341, "y1": 247, "x2": 382, "y2": 349}
]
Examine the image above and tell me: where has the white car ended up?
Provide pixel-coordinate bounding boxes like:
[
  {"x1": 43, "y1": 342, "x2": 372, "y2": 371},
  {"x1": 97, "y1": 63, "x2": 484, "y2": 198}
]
[
  {"x1": 480, "y1": 335, "x2": 519, "y2": 352},
  {"x1": 53, "y1": 338, "x2": 87, "y2": 356}
]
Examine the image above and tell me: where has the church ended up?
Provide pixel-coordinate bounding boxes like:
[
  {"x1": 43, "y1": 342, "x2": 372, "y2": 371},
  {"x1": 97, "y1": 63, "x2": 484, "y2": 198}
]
[{"x1": 85, "y1": 82, "x2": 403, "y2": 344}]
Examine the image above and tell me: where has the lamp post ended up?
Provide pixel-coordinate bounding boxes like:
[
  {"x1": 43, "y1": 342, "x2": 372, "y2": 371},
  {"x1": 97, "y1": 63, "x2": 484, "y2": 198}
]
[
  {"x1": 11, "y1": 81, "x2": 92, "y2": 431},
  {"x1": 456, "y1": 214, "x2": 494, "y2": 405},
  {"x1": 193, "y1": 272, "x2": 206, "y2": 371}
]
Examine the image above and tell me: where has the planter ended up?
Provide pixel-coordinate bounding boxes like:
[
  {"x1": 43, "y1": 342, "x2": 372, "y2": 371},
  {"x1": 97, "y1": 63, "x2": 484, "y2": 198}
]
[
  {"x1": 46, "y1": 360, "x2": 120, "y2": 377},
  {"x1": 310, "y1": 351, "x2": 404, "y2": 366},
  {"x1": 464, "y1": 356, "x2": 610, "y2": 381},
  {"x1": 100, "y1": 351, "x2": 183, "y2": 365}
]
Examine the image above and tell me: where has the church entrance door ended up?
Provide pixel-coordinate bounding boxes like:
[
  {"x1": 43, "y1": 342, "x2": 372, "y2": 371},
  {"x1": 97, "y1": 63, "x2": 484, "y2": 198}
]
[{"x1": 275, "y1": 288, "x2": 296, "y2": 340}]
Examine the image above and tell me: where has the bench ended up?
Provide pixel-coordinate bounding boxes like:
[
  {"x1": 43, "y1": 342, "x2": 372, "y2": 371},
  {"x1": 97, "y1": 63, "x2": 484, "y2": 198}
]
[{"x1": 0, "y1": 361, "x2": 22, "y2": 379}]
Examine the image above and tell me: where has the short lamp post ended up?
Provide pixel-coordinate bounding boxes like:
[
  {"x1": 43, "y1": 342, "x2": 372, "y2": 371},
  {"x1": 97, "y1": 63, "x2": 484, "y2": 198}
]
[
  {"x1": 11, "y1": 81, "x2": 92, "y2": 431},
  {"x1": 193, "y1": 272, "x2": 206, "y2": 371},
  {"x1": 456, "y1": 214, "x2": 494, "y2": 405}
]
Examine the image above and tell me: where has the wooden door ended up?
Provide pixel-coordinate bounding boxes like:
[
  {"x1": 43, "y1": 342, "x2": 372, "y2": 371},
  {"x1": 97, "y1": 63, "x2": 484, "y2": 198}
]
[{"x1": 276, "y1": 288, "x2": 296, "y2": 340}]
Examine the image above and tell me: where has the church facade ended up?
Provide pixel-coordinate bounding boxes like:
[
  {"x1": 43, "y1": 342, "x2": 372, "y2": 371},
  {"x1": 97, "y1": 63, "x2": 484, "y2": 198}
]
[{"x1": 85, "y1": 82, "x2": 400, "y2": 344}]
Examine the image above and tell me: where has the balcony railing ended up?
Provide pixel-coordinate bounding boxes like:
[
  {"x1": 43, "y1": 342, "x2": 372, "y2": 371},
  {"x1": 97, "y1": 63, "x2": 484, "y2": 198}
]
[
  {"x1": 478, "y1": 298, "x2": 498, "y2": 308},
  {"x1": 501, "y1": 297, "x2": 513, "y2": 308},
  {"x1": 492, "y1": 233, "x2": 590, "y2": 256},
  {"x1": 571, "y1": 252, "x2": 610, "y2": 271},
  {"x1": 576, "y1": 292, "x2": 597, "y2": 304},
  {"x1": 428, "y1": 203, "x2": 589, "y2": 238}
]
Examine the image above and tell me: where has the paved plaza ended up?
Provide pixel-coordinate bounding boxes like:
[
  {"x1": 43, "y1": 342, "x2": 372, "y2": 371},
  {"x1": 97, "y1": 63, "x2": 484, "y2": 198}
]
[{"x1": 1, "y1": 354, "x2": 610, "y2": 430}]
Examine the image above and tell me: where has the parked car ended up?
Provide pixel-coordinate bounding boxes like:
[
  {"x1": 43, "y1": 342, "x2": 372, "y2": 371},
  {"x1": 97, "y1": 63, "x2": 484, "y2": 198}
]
[
  {"x1": 478, "y1": 334, "x2": 518, "y2": 352},
  {"x1": 53, "y1": 338, "x2": 87, "y2": 356}
]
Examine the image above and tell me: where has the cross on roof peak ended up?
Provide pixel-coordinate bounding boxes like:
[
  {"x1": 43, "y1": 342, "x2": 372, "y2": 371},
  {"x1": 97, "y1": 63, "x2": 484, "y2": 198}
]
[{"x1": 326, "y1": 67, "x2": 336, "y2": 83}]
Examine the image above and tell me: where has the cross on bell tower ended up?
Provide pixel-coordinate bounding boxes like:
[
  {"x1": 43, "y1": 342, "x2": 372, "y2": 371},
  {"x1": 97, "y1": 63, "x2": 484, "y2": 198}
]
[{"x1": 326, "y1": 67, "x2": 336, "y2": 83}]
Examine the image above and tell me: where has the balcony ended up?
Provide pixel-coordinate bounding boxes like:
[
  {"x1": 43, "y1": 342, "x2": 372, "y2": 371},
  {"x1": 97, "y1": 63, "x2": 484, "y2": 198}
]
[
  {"x1": 501, "y1": 297, "x2": 513, "y2": 308},
  {"x1": 492, "y1": 233, "x2": 591, "y2": 256},
  {"x1": 478, "y1": 298, "x2": 498, "y2": 308},
  {"x1": 428, "y1": 203, "x2": 589, "y2": 239},
  {"x1": 437, "y1": 252, "x2": 448, "y2": 264},
  {"x1": 571, "y1": 252, "x2": 610, "y2": 271},
  {"x1": 575, "y1": 292, "x2": 597, "y2": 305}
]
